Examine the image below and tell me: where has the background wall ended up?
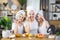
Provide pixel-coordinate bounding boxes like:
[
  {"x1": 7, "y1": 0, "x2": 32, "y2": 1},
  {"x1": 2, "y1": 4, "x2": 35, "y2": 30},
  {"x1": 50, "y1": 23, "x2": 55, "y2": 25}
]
[
  {"x1": 0, "y1": 0, "x2": 8, "y2": 4},
  {"x1": 49, "y1": 0, "x2": 56, "y2": 20},
  {"x1": 27, "y1": 0, "x2": 40, "y2": 14}
]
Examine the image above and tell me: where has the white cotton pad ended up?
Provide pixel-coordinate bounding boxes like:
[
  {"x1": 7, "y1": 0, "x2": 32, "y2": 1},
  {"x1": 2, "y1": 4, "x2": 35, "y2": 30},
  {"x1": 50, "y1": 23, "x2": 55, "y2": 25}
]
[
  {"x1": 11, "y1": 39, "x2": 15, "y2": 40},
  {"x1": 9, "y1": 34, "x2": 15, "y2": 38},
  {"x1": 48, "y1": 35, "x2": 55, "y2": 38}
]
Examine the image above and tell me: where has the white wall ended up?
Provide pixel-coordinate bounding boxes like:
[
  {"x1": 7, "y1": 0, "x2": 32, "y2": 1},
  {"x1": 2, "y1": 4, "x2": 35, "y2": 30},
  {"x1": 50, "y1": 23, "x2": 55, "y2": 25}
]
[
  {"x1": 49, "y1": 0, "x2": 56, "y2": 20},
  {"x1": 0, "y1": 0, "x2": 8, "y2": 4},
  {"x1": 27, "y1": 0, "x2": 40, "y2": 14}
]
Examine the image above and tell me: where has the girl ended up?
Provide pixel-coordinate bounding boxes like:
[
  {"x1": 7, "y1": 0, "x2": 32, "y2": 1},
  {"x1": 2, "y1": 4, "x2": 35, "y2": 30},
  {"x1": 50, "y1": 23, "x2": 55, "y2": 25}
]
[
  {"x1": 12, "y1": 10, "x2": 25, "y2": 34},
  {"x1": 24, "y1": 6, "x2": 38, "y2": 34},
  {"x1": 36, "y1": 10, "x2": 50, "y2": 34}
]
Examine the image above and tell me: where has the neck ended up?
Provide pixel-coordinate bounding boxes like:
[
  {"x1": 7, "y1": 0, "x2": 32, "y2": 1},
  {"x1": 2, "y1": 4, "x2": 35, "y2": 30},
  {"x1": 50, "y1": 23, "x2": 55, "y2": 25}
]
[
  {"x1": 38, "y1": 21, "x2": 43, "y2": 26},
  {"x1": 29, "y1": 19, "x2": 34, "y2": 22}
]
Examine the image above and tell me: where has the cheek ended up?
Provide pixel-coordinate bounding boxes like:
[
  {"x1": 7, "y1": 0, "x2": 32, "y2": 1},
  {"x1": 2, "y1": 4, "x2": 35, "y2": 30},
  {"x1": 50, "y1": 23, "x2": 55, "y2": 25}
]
[
  {"x1": 37, "y1": 18, "x2": 40, "y2": 21},
  {"x1": 38, "y1": 19, "x2": 40, "y2": 22}
]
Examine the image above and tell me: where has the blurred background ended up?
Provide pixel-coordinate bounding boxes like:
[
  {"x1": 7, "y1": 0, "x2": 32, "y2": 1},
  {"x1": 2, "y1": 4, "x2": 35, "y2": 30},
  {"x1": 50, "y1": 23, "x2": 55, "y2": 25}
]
[{"x1": 0, "y1": 0, "x2": 60, "y2": 38}]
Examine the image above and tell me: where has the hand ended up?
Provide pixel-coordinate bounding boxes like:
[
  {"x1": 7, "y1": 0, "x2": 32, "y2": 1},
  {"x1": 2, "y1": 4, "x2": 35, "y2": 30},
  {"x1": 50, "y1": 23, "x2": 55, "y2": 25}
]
[{"x1": 41, "y1": 16, "x2": 45, "y2": 21}]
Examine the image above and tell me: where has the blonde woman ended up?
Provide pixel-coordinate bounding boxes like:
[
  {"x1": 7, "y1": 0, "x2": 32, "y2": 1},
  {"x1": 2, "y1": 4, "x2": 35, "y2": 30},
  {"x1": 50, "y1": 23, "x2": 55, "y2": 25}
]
[
  {"x1": 24, "y1": 6, "x2": 38, "y2": 34},
  {"x1": 12, "y1": 10, "x2": 25, "y2": 34},
  {"x1": 36, "y1": 10, "x2": 50, "y2": 34}
]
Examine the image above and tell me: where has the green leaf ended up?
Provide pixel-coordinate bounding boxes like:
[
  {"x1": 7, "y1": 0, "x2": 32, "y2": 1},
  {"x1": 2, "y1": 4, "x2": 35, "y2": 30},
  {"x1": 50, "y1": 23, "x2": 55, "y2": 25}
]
[
  {"x1": 56, "y1": 32, "x2": 60, "y2": 36},
  {"x1": 18, "y1": 0, "x2": 27, "y2": 6},
  {"x1": 0, "y1": 16, "x2": 12, "y2": 30},
  {"x1": 0, "y1": 19, "x2": 2, "y2": 25}
]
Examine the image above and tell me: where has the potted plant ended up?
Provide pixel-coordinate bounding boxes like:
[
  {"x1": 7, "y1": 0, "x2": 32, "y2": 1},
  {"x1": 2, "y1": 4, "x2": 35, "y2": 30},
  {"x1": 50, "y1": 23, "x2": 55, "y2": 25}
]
[
  {"x1": 0, "y1": 16, "x2": 12, "y2": 38},
  {"x1": 55, "y1": 32, "x2": 60, "y2": 40}
]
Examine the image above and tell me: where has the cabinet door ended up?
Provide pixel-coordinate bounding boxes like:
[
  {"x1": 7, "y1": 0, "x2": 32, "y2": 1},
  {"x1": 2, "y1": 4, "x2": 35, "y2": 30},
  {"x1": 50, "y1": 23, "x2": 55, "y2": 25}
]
[{"x1": 40, "y1": 0, "x2": 49, "y2": 21}]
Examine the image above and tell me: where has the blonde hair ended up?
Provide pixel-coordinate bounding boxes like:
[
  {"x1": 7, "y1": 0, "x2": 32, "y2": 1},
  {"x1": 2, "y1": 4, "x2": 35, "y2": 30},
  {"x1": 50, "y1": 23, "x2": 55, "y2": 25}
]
[
  {"x1": 15, "y1": 10, "x2": 26, "y2": 20},
  {"x1": 36, "y1": 13, "x2": 43, "y2": 26}
]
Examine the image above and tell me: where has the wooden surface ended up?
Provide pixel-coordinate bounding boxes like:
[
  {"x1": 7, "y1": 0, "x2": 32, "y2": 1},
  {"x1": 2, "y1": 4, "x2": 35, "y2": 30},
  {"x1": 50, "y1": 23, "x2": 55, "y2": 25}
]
[
  {"x1": 1, "y1": 37, "x2": 55, "y2": 40},
  {"x1": 50, "y1": 20, "x2": 60, "y2": 28}
]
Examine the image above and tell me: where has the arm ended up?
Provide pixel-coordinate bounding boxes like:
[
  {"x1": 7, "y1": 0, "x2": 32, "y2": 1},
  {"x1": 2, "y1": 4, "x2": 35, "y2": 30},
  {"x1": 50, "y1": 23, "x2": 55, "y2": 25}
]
[
  {"x1": 46, "y1": 21, "x2": 50, "y2": 29},
  {"x1": 24, "y1": 22, "x2": 30, "y2": 33},
  {"x1": 41, "y1": 16, "x2": 50, "y2": 29},
  {"x1": 25, "y1": 25, "x2": 30, "y2": 33},
  {"x1": 14, "y1": 25, "x2": 18, "y2": 34},
  {"x1": 13, "y1": 21, "x2": 18, "y2": 34}
]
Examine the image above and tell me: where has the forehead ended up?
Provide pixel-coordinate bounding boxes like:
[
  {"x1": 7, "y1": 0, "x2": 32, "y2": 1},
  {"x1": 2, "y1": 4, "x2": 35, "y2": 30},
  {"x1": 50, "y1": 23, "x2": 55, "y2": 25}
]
[
  {"x1": 28, "y1": 10, "x2": 34, "y2": 14},
  {"x1": 18, "y1": 14, "x2": 24, "y2": 17},
  {"x1": 30, "y1": 10, "x2": 34, "y2": 12},
  {"x1": 37, "y1": 14, "x2": 42, "y2": 17}
]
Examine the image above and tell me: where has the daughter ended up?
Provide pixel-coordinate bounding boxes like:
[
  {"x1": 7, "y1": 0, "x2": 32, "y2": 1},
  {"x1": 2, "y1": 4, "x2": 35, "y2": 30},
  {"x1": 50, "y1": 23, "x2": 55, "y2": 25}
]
[
  {"x1": 12, "y1": 10, "x2": 25, "y2": 34},
  {"x1": 36, "y1": 10, "x2": 50, "y2": 34}
]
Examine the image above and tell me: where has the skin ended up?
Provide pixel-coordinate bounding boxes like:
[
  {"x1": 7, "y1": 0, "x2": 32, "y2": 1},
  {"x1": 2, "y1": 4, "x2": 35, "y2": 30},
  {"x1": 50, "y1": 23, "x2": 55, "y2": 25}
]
[{"x1": 28, "y1": 10, "x2": 35, "y2": 22}]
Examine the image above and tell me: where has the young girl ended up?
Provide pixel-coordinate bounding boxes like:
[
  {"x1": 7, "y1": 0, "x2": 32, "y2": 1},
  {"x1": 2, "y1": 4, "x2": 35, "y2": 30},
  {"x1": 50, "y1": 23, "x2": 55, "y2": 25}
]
[
  {"x1": 24, "y1": 6, "x2": 38, "y2": 34},
  {"x1": 12, "y1": 10, "x2": 25, "y2": 34},
  {"x1": 36, "y1": 10, "x2": 50, "y2": 34}
]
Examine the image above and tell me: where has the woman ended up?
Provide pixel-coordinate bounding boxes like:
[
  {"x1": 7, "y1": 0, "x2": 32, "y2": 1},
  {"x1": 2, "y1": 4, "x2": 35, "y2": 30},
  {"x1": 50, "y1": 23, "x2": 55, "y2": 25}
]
[
  {"x1": 24, "y1": 6, "x2": 38, "y2": 34},
  {"x1": 36, "y1": 10, "x2": 50, "y2": 34},
  {"x1": 12, "y1": 10, "x2": 25, "y2": 34}
]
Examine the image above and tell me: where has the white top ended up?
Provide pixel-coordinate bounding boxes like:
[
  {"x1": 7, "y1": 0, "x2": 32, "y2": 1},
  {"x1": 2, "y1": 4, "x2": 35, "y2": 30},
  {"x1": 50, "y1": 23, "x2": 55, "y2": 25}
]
[
  {"x1": 12, "y1": 23, "x2": 24, "y2": 34},
  {"x1": 17, "y1": 25, "x2": 24, "y2": 34},
  {"x1": 38, "y1": 21, "x2": 48, "y2": 34},
  {"x1": 24, "y1": 20, "x2": 38, "y2": 34}
]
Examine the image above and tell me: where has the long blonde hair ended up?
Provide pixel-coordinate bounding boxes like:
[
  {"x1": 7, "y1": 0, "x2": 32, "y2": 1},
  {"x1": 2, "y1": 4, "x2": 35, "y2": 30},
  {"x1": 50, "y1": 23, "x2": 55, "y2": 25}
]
[{"x1": 36, "y1": 13, "x2": 44, "y2": 26}]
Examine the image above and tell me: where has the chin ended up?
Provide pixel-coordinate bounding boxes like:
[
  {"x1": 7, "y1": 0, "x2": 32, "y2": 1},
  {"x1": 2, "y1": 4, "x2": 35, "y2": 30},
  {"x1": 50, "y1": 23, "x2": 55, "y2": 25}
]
[{"x1": 18, "y1": 20, "x2": 22, "y2": 22}]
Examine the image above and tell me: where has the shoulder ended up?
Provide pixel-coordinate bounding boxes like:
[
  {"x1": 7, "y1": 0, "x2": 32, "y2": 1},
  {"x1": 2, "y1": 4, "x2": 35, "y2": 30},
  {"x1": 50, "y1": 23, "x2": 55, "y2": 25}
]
[
  {"x1": 44, "y1": 20, "x2": 49, "y2": 23},
  {"x1": 23, "y1": 21, "x2": 29, "y2": 27},
  {"x1": 34, "y1": 19, "x2": 38, "y2": 24},
  {"x1": 12, "y1": 23, "x2": 16, "y2": 25}
]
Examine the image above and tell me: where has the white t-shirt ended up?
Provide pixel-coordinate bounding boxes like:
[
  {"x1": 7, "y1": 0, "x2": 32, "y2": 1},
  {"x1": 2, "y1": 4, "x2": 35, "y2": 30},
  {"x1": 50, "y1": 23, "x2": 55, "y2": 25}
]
[
  {"x1": 24, "y1": 20, "x2": 38, "y2": 34},
  {"x1": 12, "y1": 23, "x2": 24, "y2": 34},
  {"x1": 38, "y1": 21, "x2": 48, "y2": 34}
]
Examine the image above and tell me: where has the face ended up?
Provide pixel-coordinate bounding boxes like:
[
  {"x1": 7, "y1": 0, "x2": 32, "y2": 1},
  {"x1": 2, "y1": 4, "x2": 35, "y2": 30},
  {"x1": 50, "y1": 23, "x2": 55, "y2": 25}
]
[
  {"x1": 37, "y1": 14, "x2": 43, "y2": 23},
  {"x1": 17, "y1": 15, "x2": 24, "y2": 23},
  {"x1": 28, "y1": 10, "x2": 35, "y2": 20}
]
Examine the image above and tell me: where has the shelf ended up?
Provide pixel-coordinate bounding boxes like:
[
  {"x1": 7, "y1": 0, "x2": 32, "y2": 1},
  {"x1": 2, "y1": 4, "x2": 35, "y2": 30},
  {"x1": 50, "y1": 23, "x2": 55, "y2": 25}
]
[
  {"x1": 49, "y1": 11, "x2": 60, "y2": 13},
  {"x1": 50, "y1": 20, "x2": 60, "y2": 28}
]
